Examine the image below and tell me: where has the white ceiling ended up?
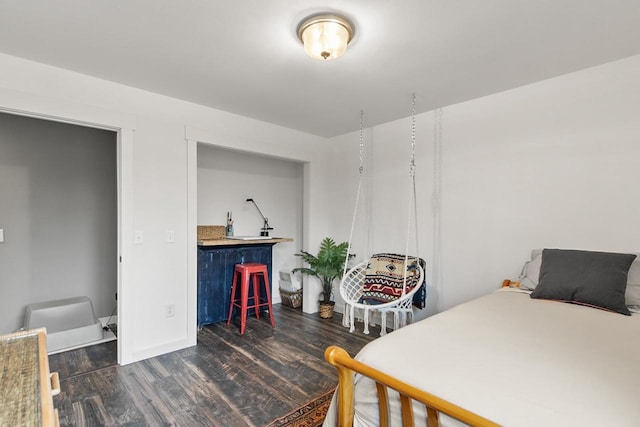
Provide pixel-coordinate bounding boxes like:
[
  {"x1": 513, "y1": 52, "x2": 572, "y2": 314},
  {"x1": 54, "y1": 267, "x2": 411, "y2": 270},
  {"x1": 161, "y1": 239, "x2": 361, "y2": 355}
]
[{"x1": 0, "y1": 1, "x2": 639, "y2": 138}]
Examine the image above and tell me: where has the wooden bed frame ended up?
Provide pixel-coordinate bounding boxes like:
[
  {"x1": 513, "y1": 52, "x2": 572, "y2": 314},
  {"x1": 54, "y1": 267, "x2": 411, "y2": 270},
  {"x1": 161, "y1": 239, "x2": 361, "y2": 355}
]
[{"x1": 325, "y1": 345, "x2": 499, "y2": 427}]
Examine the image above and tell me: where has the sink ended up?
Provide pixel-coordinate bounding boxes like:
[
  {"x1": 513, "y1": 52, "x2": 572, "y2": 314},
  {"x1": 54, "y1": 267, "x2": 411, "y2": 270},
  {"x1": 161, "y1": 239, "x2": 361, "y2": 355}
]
[{"x1": 226, "y1": 236, "x2": 273, "y2": 240}]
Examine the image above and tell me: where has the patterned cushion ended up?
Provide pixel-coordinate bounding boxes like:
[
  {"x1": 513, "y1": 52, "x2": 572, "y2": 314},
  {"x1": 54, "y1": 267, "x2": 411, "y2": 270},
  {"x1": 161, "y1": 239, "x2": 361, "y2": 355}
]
[{"x1": 360, "y1": 253, "x2": 422, "y2": 305}]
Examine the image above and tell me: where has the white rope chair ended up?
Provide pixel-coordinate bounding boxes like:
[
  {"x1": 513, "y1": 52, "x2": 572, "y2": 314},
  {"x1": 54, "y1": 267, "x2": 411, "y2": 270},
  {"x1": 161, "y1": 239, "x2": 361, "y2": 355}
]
[
  {"x1": 340, "y1": 255, "x2": 425, "y2": 335},
  {"x1": 340, "y1": 100, "x2": 426, "y2": 335}
]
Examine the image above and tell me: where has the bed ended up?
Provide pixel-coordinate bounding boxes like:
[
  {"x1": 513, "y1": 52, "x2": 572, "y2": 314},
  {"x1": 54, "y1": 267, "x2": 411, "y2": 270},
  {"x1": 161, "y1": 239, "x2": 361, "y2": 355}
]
[{"x1": 323, "y1": 249, "x2": 640, "y2": 426}]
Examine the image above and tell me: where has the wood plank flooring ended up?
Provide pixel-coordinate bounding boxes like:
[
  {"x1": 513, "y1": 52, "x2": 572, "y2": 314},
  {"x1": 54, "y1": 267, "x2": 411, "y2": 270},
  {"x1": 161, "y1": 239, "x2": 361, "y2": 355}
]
[{"x1": 49, "y1": 305, "x2": 378, "y2": 426}]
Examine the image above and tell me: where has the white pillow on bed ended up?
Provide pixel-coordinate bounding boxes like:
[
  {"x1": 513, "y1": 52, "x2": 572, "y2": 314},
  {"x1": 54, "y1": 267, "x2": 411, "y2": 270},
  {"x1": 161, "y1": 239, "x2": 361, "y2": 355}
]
[
  {"x1": 518, "y1": 249, "x2": 542, "y2": 291},
  {"x1": 518, "y1": 249, "x2": 640, "y2": 310},
  {"x1": 626, "y1": 260, "x2": 640, "y2": 309}
]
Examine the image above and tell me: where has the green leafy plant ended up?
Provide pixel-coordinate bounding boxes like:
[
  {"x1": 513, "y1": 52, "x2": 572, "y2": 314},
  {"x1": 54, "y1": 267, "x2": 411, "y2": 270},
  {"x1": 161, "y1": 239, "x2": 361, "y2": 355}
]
[{"x1": 293, "y1": 237, "x2": 349, "y2": 304}]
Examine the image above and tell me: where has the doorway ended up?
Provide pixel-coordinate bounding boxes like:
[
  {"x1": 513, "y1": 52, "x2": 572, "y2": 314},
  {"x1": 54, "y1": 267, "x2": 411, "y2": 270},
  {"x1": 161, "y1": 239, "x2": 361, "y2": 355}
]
[{"x1": 0, "y1": 111, "x2": 119, "y2": 363}]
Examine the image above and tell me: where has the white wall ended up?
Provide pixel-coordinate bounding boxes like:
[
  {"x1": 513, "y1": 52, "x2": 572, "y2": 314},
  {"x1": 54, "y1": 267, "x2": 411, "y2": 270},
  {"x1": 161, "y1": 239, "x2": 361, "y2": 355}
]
[
  {"x1": 0, "y1": 52, "x2": 327, "y2": 363},
  {"x1": 0, "y1": 113, "x2": 117, "y2": 333},
  {"x1": 2, "y1": 47, "x2": 637, "y2": 359},
  {"x1": 328, "y1": 54, "x2": 640, "y2": 320},
  {"x1": 197, "y1": 144, "x2": 303, "y2": 302}
]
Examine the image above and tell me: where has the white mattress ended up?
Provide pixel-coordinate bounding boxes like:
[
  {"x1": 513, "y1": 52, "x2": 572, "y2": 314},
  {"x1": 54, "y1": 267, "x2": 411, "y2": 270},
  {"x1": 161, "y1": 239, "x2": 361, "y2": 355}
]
[{"x1": 324, "y1": 289, "x2": 640, "y2": 426}]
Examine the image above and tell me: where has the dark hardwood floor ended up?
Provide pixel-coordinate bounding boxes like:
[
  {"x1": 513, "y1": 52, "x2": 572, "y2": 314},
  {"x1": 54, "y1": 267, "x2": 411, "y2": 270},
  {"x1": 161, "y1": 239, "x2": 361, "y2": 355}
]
[{"x1": 49, "y1": 305, "x2": 378, "y2": 426}]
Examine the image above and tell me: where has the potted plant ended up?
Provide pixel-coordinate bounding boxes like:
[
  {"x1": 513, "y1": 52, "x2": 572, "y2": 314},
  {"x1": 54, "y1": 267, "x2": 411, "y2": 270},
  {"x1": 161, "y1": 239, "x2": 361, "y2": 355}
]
[{"x1": 293, "y1": 237, "x2": 349, "y2": 319}]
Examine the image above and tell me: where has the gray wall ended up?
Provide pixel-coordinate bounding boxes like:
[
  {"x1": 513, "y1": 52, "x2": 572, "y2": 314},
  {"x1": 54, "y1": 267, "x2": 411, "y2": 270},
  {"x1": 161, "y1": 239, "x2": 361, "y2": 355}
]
[{"x1": 0, "y1": 113, "x2": 117, "y2": 333}]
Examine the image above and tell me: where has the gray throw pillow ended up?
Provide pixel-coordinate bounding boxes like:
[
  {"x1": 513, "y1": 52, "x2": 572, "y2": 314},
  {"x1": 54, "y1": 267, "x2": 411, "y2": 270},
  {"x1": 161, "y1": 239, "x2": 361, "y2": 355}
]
[{"x1": 530, "y1": 249, "x2": 637, "y2": 316}]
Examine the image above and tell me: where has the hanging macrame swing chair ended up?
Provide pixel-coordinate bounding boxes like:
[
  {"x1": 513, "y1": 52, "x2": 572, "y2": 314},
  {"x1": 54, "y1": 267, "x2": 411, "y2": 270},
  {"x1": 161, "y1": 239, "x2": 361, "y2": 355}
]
[{"x1": 340, "y1": 95, "x2": 426, "y2": 336}]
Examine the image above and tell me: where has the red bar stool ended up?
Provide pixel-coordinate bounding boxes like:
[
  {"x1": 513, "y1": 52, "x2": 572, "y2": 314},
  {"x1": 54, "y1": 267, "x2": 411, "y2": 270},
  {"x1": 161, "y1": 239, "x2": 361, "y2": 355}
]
[{"x1": 226, "y1": 263, "x2": 275, "y2": 334}]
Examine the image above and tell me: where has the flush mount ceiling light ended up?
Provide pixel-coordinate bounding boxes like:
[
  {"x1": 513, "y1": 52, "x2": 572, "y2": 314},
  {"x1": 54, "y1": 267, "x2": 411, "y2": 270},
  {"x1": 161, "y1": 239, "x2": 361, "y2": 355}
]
[{"x1": 297, "y1": 14, "x2": 354, "y2": 61}]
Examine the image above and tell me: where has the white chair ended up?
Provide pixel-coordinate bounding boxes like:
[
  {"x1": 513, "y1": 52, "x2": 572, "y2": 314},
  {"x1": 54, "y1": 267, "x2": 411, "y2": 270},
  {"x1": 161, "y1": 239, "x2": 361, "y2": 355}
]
[
  {"x1": 340, "y1": 253, "x2": 425, "y2": 335},
  {"x1": 341, "y1": 103, "x2": 427, "y2": 335}
]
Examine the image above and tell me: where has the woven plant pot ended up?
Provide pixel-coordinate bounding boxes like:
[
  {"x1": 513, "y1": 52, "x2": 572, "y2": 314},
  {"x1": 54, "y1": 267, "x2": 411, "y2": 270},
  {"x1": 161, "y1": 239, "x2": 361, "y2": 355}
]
[{"x1": 319, "y1": 301, "x2": 335, "y2": 319}]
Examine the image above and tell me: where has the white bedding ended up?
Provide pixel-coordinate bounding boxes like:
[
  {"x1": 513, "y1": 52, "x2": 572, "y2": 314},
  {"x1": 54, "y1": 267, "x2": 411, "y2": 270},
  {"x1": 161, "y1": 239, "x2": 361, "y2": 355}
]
[{"x1": 324, "y1": 289, "x2": 640, "y2": 426}]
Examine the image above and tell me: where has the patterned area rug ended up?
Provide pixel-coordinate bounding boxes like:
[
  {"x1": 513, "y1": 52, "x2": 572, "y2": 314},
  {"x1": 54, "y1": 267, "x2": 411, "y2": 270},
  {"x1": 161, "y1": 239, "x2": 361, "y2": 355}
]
[{"x1": 264, "y1": 389, "x2": 335, "y2": 427}]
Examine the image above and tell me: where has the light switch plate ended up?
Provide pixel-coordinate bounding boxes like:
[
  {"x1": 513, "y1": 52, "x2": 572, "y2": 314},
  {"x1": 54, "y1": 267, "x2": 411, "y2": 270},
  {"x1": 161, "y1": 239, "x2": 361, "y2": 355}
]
[
  {"x1": 134, "y1": 230, "x2": 144, "y2": 244},
  {"x1": 0, "y1": 229, "x2": 4, "y2": 243}
]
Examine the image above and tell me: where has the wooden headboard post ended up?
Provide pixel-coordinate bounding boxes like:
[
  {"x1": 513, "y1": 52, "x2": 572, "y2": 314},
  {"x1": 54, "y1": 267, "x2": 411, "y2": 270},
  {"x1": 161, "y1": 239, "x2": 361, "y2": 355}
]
[
  {"x1": 325, "y1": 346, "x2": 356, "y2": 426},
  {"x1": 325, "y1": 345, "x2": 500, "y2": 427}
]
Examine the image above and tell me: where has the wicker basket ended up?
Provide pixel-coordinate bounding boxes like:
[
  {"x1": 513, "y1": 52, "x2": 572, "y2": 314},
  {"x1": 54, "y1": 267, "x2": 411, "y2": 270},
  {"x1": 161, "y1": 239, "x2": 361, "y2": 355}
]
[
  {"x1": 319, "y1": 301, "x2": 335, "y2": 319},
  {"x1": 197, "y1": 225, "x2": 226, "y2": 240},
  {"x1": 280, "y1": 287, "x2": 303, "y2": 309}
]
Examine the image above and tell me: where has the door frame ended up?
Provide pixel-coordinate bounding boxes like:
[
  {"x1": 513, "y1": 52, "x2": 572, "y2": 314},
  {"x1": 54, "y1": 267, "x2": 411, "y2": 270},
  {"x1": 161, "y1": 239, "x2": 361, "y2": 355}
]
[{"x1": 0, "y1": 90, "x2": 136, "y2": 364}]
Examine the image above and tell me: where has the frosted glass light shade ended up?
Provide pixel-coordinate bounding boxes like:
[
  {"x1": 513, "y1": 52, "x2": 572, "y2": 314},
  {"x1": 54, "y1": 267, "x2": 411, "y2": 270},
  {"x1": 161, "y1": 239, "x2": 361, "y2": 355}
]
[{"x1": 297, "y1": 14, "x2": 354, "y2": 61}]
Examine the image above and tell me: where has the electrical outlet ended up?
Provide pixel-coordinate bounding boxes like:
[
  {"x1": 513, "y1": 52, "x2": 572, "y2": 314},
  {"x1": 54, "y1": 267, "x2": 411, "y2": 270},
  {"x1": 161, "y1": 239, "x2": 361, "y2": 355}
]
[{"x1": 165, "y1": 304, "x2": 175, "y2": 318}]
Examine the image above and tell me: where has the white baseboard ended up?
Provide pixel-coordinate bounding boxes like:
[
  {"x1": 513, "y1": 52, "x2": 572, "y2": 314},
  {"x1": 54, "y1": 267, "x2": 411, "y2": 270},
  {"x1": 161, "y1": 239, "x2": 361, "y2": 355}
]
[{"x1": 131, "y1": 338, "x2": 195, "y2": 363}]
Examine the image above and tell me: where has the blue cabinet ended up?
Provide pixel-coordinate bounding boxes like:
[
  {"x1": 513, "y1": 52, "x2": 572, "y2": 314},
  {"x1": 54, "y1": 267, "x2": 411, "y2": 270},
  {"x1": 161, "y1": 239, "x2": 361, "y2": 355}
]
[{"x1": 197, "y1": 244, "x2": 273, "y2": 327}]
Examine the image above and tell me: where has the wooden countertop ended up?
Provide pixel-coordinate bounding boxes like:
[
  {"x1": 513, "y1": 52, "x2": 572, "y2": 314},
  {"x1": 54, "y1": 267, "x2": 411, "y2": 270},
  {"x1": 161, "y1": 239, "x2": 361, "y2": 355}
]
[
  {"x1": 198, "y1": 237, "x2": 293, "y2": 247},
  {"x1": 0, "y1": 328, "x2": 59, "y2": 426}
]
